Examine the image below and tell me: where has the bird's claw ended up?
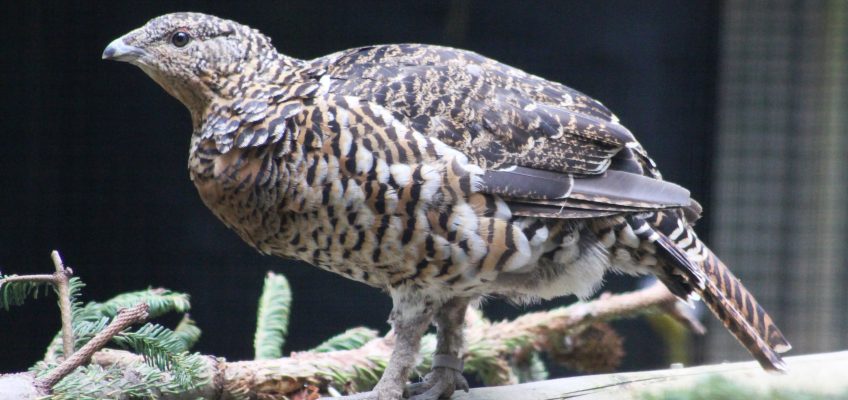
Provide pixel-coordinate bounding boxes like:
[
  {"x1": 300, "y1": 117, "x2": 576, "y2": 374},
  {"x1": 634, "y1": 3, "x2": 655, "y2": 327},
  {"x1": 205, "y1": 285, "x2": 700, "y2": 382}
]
[{"x1": 405, "y1": 367, "x2": 469, "y2": 400}]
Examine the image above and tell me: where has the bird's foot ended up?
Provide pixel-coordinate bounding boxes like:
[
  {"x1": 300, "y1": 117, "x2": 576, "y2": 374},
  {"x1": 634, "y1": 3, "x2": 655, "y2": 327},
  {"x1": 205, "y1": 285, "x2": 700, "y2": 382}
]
[
  {"x1": 405, "y1": 368, "x2": 468, "y2": 399},
  {"x1": 405, "y1": 355, "x2": 469, "y2": 400}
]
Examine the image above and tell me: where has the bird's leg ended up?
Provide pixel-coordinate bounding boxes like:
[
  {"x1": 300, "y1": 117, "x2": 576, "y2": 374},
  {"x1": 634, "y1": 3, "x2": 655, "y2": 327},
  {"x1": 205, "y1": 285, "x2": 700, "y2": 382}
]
[
  {"x1": 364, "y1": 293, "x2": 434, "y2": 400},
  {"x1": 406, "y1": 297, "x2": 470, "y2": 400},
  {"x1": 326, "y1": 294, "x2": 435, "y2": 400}
]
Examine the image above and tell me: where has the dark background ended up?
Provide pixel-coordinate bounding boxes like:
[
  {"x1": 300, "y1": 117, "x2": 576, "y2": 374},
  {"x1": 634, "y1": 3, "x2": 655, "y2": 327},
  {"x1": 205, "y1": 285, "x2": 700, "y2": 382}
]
[{"x1": 0, "y1": 1, "x2": 719, "y2": 374}]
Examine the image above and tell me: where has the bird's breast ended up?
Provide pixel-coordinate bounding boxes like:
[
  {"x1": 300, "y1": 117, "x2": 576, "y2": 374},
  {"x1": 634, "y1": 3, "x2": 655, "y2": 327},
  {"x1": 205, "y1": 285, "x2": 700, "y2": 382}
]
[
  {"x1": 187, "y1": 139, "x2": 492, "y2": 291},
  {"x1": 189, "y1": 142, "x2": 295, "y2": 251}
]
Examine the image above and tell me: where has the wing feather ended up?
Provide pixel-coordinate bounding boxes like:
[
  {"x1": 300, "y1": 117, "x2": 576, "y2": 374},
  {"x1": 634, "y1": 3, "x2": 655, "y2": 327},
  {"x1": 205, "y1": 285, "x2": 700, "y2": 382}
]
[
  {"x1": 479, "y1": 165, "x2": 573, "y2": 199},
  {"x1": 480, "y1": 166, "x2": 691, "y2": 218},
  {"x1": 317, "y1": 44, "x2": 691, "y2": 217},
  {"x1": 569, "y1": 170, "x2": 690, "y2": 208}
]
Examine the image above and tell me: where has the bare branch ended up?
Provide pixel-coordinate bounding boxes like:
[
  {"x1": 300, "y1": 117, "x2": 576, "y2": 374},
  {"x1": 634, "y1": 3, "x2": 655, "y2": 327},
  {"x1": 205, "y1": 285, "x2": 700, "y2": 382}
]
[
  {"x1": 0, "y1": 274, "x2": 56, "y2": 283},
  {"x1": 50, "y1": 250, "x2": 76, "y2": 360}
]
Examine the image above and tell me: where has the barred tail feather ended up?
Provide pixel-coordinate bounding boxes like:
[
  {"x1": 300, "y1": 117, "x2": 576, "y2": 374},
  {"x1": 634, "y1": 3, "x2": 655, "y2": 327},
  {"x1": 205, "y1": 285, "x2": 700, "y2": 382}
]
[
  {"x1": 633, "y1": 213, "x2": 791, "y2": 371},
  {"x1": 699, "y1": 249, "x2": 792, "y2": 356}
]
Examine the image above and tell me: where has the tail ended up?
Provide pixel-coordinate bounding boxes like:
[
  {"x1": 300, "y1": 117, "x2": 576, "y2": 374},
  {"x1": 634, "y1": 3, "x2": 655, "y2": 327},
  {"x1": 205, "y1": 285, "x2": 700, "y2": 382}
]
[
  {"x1": 628, "y1": 213, "x2": 791, "y2": 371},
  {"x1": 697, "y1": 249, "x2": 791, "y2": 370}
]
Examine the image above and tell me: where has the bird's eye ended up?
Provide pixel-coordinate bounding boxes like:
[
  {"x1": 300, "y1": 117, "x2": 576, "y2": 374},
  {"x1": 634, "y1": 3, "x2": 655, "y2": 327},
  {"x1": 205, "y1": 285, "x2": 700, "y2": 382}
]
[{"x1": 171, "y1": 31, "x2": 191, "y2": 48}]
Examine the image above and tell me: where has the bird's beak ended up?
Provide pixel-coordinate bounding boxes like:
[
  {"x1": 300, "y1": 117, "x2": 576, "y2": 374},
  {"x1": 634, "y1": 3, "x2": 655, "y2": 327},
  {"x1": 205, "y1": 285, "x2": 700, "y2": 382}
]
[{"x1": 102, "y1": 35, "x2": 146, "y2": 63}]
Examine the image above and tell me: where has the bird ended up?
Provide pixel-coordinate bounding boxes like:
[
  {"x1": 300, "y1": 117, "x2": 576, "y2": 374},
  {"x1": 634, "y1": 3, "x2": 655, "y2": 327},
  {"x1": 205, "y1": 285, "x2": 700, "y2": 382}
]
[{"x1": 103, "y1": 12, "x2": 790, "y2": 400}]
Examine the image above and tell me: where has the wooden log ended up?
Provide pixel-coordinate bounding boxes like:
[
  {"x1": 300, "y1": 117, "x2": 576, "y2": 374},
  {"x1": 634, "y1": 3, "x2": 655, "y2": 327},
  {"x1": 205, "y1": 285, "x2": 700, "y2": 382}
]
[{"x1": 455, "y1": 350, "x2": 848, "y2": 399}]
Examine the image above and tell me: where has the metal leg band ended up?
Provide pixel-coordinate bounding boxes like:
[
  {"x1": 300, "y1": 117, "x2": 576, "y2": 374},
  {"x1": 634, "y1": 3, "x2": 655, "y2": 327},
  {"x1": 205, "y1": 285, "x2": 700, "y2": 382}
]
[{"x1": 432, "y1": 354, "x2": 463, "y2": 372}]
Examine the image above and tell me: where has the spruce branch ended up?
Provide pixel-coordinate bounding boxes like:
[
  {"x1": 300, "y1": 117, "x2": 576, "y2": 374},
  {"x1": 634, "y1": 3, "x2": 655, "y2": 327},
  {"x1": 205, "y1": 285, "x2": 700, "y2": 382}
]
[
  {"x1": 254, "y1": 271, "x2": 292, "y2": 360},
  {"x1": 0, "y1": 274, "x2": 54, "y2": 309},
  {"x1": 3, "y1": 254, "x2": 204, "y2": 398},
  {"x1": 114, "y1": 323, "x2": 193, "y2": 365},
  {"x1": 2, "y1": 258, "x2": 686, "y2": 399},
  {"x1": 36, "y1": 302, "x2": 150, "y2": 391},
  {"x1": 0, "y1": 251, "x2": 76, "y2": 359},
  {"x1": 26, "y1": 282, "x2": 682, "y2": 399},
  {"x1": 90, "y1": 288, "x2": 191, "y2": 320},
  {"x1": 174, "y1": 314, "x2": 202, "y2": 350},
  {"x1": 71, "y1": 317, "x2": 111, "y2": 351},
  {"x1": 44, "y1": 286, "x2": 192, "y2": 362},
  {"x1": 37, "y1": 318, "x2": 209, "y2": 398},
  {"x1": 311, "y1": 327, "x2": 379, "y2": 353}
]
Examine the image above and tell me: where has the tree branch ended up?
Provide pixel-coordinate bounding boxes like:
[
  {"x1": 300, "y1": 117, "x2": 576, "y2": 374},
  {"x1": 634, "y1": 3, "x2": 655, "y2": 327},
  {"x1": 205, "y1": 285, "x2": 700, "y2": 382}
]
[
  {"x1": 35, "y1": 302, "x2": 150, "y2": 392},
  {"x1": 0, "y1": 274, "x2": 56, "y2": 283},
  {"x1": 50, "y1": 250, "x2": 75, "y2": 360},
  {"x1": 5, "y1": 282, "x2": 682, "y2": 399},
  {"x1": 0, "y1": 251, "x2": 77, "y2": 359}
]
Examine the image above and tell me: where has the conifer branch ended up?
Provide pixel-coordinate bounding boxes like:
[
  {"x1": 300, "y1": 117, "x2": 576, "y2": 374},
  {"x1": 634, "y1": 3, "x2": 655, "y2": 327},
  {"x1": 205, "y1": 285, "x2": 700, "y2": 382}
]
[
  {"x1": 36, "y1": 302, "x2": 150, "y2": 391},
  {"x1": 311, "y1": 327, "x2": 379, "y2": 353},
  {"x1": 254, "y1": 272, "x2": 292, "y2": 360},
  {"x1": 43, "y1": 285, "x2": 191, "y2": 362},
  {"x1": 0, "y1": 275, "x2": 54, "y2": 309},
  {"x1": 0, "y1": 251, "x2": 76, "y2": 359},
  {"x1": 30, "y1": 283, "x2": 681, "y2": 399},
  {"x1": 174, "y1": 314, "x2": 202, "y2": 350},
  {"x1": 50, "y1": 251, "x2": 75, "y2": 360},
  {"x1": 1, "y1": 257, "x2": 690, "y2": 399}
]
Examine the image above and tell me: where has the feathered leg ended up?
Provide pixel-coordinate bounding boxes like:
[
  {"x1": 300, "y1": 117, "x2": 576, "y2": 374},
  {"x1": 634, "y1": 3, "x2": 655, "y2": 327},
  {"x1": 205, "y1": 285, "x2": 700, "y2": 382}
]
[
  {"x1": 376, "y1": 293, "x2": 434, "y2": 400},
  {"x1": 331, "y1": 292, "x2": 433, "y2": 400},
  {"x1": 406, "y1": 297, "x2": 471, "y2": 400}
]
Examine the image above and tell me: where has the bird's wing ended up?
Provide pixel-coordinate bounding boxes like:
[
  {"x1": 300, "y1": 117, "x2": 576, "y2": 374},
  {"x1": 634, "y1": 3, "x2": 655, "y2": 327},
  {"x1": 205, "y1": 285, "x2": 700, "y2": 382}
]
[{"x1": 315, "y1": 44, "x2": 692, "y2": 217}]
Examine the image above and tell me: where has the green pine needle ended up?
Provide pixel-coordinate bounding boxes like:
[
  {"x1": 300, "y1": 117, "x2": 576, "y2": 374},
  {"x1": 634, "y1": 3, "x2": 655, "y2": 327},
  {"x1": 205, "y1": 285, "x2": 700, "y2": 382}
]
[
  {"x1": 115, "y1": 323, "x2": 190, "y2": 359},
  {"x1": 0, "y1": 275, "x2": 53, "y2": 310},
  {"x1": 93, "y1": 288, "x2": 191, "y2": 320},
  {"x1": 72, "y1": 317, "x2": 111, "y2": 351},
  {"x1": 112, "y1": 323, "x2": 199, "y2": 388},
  {"x1": 41, "y1": 323, "x2": 208, "y2": 397},
  {"x1": 253, "y1": 272, "x2": 292, "y2": 360},
  {"x1": 174, "y1": 314, "x2": 202, "y2": 350},
  {"x1": 512, "y1": 352, "x2": 549, "y2": 383},
  {"x1": 46, "y1": 356, "x2": 209, "y2": 399},
  {"x1": 311, "y1": 327, "x2": 378, "y2": 353},
  {"x1": 71, "y1": 288, "x2": 189, "y2": 326},
  {"x1": 66, "y1": 277, "x2": 86, "y2": 316},
  {"x1": 45, "y1": 287, "x2": 193, "y2": 359}
]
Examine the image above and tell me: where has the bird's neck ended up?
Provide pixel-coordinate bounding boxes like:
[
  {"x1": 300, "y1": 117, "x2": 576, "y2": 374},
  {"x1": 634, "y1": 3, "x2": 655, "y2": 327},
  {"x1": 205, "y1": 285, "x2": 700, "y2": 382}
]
[
  {"x1": 188, "y1": 53, "x2": 316, "y2": 182},
  {"x1": 190, "y1": 54, "x2": 307, "y2": 130}
]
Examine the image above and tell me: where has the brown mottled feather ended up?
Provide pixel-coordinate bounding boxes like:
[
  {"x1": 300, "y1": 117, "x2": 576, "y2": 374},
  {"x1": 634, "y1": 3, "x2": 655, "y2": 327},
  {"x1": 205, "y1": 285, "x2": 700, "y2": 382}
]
[{"x1": 105, "y1": 13, "x2": 789, "y2": 379}]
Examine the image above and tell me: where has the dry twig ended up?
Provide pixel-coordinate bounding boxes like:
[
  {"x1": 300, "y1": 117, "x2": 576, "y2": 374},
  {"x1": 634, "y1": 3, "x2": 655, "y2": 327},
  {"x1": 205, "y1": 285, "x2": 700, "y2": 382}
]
[{"x1": 50, "y1": 250, "x2": 76, "y2": 359}]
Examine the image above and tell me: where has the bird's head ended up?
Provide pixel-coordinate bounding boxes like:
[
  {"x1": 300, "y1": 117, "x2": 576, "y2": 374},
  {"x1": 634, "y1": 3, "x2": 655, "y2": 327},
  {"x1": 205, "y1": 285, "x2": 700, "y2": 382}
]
[{"x1": 103, "y1": 12, "x2": 281, "y2": 118}]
